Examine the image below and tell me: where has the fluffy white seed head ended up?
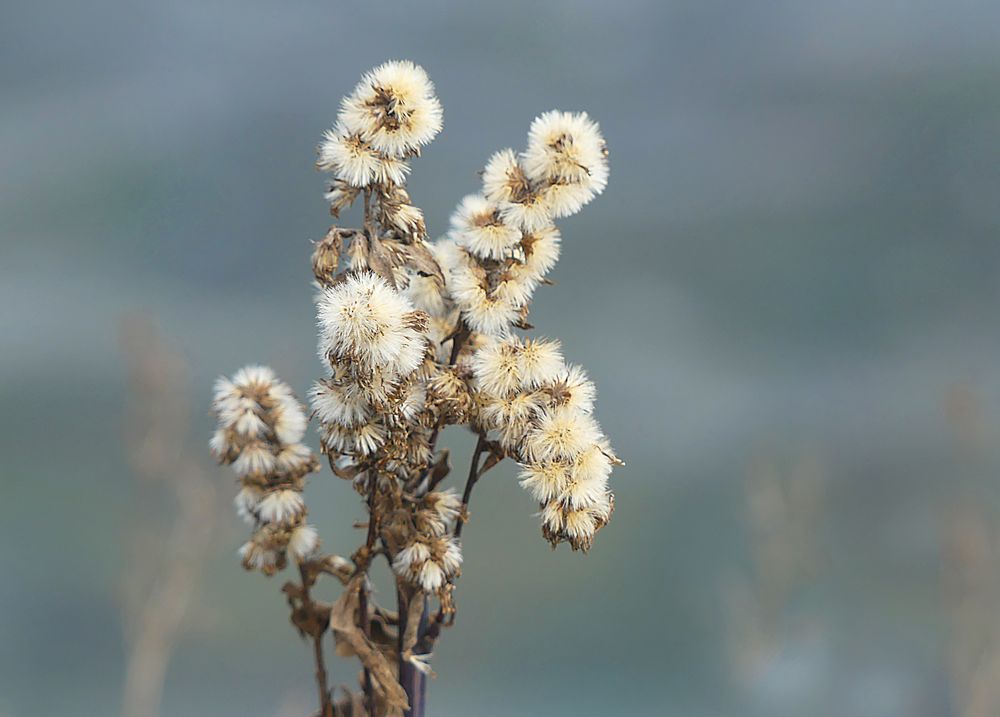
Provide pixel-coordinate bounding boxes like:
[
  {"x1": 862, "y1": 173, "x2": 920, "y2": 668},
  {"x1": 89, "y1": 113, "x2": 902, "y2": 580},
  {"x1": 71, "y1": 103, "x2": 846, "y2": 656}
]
[
  {"x1": 471, "y1": 339, "x2": 522, "y2": 397},
  {"x1": 232, "y1": 441, "x2": 277, "y2": 479},
  {"x1": 232, "y1": 409, "x2": 267, "y2": 438},
  {"x1": 547, "y1": 364, "x2": 596, "y2": 414},
  {"x1": 450, "y1": 194, "x2": 521, "y2": 260},
  {"x1": 393, "y1": 535, "x2": 463, "y2": 594},
  {"x1": 321, "y1": 421, "x2": 386, "y2": 456},
  {"x1": 287, "y1": 524, "x2": 320, "y2": 562},
  {"x1": 498, "y1": 192, "x2": 553, "y2": 234},
  {"x1": 516, "y1": 338, "x2": 564, "y2": 390},
  {"x1": 317, "y1": 127, "x2": 410, "y2": 187},
  {"x1": 540, "y1": 180, "x2": 597, "y2": 220},
  {"x1": 239, "y1": 540, "x2": 281, "y2": 573},
  {"x1": 339, "y1": 60, "x2": 443, "y2": 158},
  {"x1": 234, "y1": 485, "x2": 264, "y2": 524},
  {"x1": 540, "y1": 488, "x2": 614, "y2": 551},
  {"x1": 310, "y1": 379, "x2": 371, "y2": 427},
  {"x1": 519, "y1": 460, "x2": 571, "y2": 504},
  {"x1": 426, "y1": 489, "x2": 462, "y2": 526},
  {"x1": 256, "y1": 489, "x2": 306, "y2": 524},
  {"x1": 563, "y1": 506, "x2": 600, "y2": 544},
  {"x1": 271, "y1": 402, "x2": 308, "y2": 446},
  {"x1": 523, "y1": 405, "x2": 602, "y2": 463},
  {"x1": 479, "y1": 390, "x2": 543, "y2": 432},
  {"x1": 212, "y1": 366, "x2": 310, "y2": 450},
  {"x1": 393, "y1": 541, "x2": 432, "y2": 573},
  {"x1": 482, "y1": 149, "x2": 529, "y2": 205},
  {"x1": 514, "y1": 225, "x2": 561, "y2": 283},
  {"x1": 395, "y1": 382, "x2": 427, "y2": 423},
  {"x1": 522, "y1": 110, "x2": 608, "y2": 195},
  {"x1": 448, "y1": 255, "x2": 519, "y2": 337},
  {"x1": 317, "y1": 271, "x2": 427, "y2": 374},
  {"x1": 438, "y1": 539, "x2": 463, "y2": 574},
  {"x1": 561, "y1": 461, "x2": 610, "y2": 510},
  {"x1": 418, "y1": 561, "x2": 445, "y2": 592},
  {"x1": 274, "y1": 442, "x2": 316, "y2": 476},
  {"x1": 210, "y1": 428, "x2": 234, "y2": 461}
]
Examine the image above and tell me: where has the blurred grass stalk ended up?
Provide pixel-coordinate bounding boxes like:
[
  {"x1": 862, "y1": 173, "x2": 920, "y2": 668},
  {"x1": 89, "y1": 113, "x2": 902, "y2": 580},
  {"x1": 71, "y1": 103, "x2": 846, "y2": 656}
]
[
  {"x1": 119, "y1": 316, "x2": 220, "y2": 717},
  {"x1": 943, "y1": 384, "x2": 1000, "y2": 717},
  {"x1": 723, "y1": 454, "x2": 827, "y2": 690}
]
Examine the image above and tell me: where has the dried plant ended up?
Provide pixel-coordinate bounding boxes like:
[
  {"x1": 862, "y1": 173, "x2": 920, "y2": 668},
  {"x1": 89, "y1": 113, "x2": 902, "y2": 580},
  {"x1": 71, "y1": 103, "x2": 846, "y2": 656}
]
[
  {"x1": 723, "y1": 455, "x2": 826, "y2": 689},
  {"x1": 209, "y1": 60, "x2": 620, "y2": 716},
  {"x1": 120, "y1": 317, "x2": 220, "y2": 717},
  {"x1": 943, "y1": 504, "x2": 1000, "y2": 717},
  {"x1": 942, "y1": 384, "x2": 1000, "y2": 717}
]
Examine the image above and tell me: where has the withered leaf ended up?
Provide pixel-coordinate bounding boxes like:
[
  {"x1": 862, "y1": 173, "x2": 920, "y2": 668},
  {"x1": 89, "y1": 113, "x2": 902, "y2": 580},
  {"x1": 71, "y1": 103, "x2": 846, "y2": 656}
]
[
  {"x1": 365, "y1": 234, "x2": 397, "y2": 287},
  {"x1": 403, "y1": 240, "x2": 445, "y2": 284},
  {"x1": 332, "y1": 687, "x2": 366, "y2": 717},
  {"x1": 312, "y1": 227, "x2": 344, "y2": 286},
  {"x1": 330, "y1": 460, "x2": 363, "y2": 481},
  {"x1": 330, "y1": 578, "x2": 409, "y2": 712},
  {"x1": 400, "y1": 588, "x2": 425, "y2": 659},
  {"x1": 428, "y1": 449, "x2": 451, "y2": 486}
]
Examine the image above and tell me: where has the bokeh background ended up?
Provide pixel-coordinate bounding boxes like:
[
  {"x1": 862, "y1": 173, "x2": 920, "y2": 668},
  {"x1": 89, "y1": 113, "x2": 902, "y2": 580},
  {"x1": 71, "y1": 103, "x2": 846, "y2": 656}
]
[{"x1": 4, "y1": 1, "x2": 1000, "y2": 715}]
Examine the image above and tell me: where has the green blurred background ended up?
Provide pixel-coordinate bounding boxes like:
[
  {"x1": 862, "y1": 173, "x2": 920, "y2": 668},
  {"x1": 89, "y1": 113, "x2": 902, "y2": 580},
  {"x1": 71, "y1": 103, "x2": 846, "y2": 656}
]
[{"x1": 3, "y1": 1, "x2": 1000, "y2": 715}]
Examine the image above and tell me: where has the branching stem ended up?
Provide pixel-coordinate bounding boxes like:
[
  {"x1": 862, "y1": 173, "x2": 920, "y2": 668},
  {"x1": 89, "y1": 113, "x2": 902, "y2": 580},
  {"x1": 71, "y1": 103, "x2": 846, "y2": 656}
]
[{"x1": 455, "y1": 433, "x2": 488, "y2": 539}]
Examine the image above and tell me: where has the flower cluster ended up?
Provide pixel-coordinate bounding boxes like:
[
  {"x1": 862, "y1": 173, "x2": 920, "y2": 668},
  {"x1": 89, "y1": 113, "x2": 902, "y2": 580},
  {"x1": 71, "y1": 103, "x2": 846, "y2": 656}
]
[
  {"x1": 318, "y1": 60, "x2": 442, "y2": 235},
  {"x1": 471, "y1": 337, "x2": 617, "y2": 551},
  {"x1": 440, "y1": 110, "x2": 608, "y2": 337},
  {"x1": 311, "y1": 271, "x2": 434, "y2": 480},
  {"x1": 211, "y1": 61, "x2": 621, "y2": 717},
  {"x1": 392, "y1": 490, "x2": 463, "y2": 595},
  {"x1": 210, "y1": 366, "x2": 321, "y2": 574}
]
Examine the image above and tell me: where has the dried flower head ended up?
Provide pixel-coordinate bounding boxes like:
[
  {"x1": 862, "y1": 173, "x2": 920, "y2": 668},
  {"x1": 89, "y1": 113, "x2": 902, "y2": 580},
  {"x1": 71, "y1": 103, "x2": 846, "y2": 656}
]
[
  {"x1": 450, "y1": 193, "x2": 522, "y2": 261},
  {"x1": 339, "y1": 60, "x2": 443, "y2": 158},
  {"x1": 317, "y1": 271, "x2": 428, "y2": 376}
]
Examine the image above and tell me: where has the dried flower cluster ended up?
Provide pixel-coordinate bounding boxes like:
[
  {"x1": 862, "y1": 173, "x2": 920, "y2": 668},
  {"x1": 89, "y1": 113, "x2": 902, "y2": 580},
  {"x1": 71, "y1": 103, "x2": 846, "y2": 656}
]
[
  {"x1": 209, "y1": 60, "x2": 620, "y2": 717},
  {"x1": 211, "y1": 366, "x2": 320, "y2": 574}
]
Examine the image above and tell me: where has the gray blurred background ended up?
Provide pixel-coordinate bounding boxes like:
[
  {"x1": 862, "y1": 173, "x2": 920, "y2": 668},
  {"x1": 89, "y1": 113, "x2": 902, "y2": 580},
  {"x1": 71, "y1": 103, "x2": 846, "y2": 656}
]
[{"x1": 3, "y1": 1, "x2": 1000, "y2": 716}]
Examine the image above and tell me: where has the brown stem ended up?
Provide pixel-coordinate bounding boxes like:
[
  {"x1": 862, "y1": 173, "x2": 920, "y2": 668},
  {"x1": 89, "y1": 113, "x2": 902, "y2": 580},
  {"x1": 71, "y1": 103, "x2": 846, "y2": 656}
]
[
  {"x1": 454, "y1": 433, "x2": 487, "y2": 539},
  {"x1": 421, "y1": 321, "x2": 470, "y2": 478},
  {"x1": 299, "y1": 564, "x2": 333, "y2": 717},
  {"x1": 363, "y1": 187, "x2": 377, "y2": 240},
  {"x1": 447, "y1": 322, "x2": 471, "y2": 366},
  {"x1": 358, "y1": 480, "x2": 378, "y2": 714},
  {"x1": 398, "y1": 588, "x2": 428, "y2": 717}
]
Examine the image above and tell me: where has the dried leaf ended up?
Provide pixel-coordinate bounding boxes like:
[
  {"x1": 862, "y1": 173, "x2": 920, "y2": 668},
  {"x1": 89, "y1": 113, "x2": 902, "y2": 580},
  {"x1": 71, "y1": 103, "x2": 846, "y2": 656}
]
[
  {"x1": 312, "y1": 227, "x2": 344, "y2": 286},
  {"x1": 326, "y1": 180, "x2": 361, "y2": 218},
  {"x1": 330, "y1": 578, "x2": 409, "y2": 712},
  {"x1": 428, "y1": 450, "x2": 451, "y2": 486},
  {"x1": 479, "y1": 441, "x2": 505, "y2": 474},
  {"x1": 330, "y1": 460, "x2": 363, "y2": 481},
  {"x1": 401, "y1": 588, "x2": 425, "y2": 658},
  {"x1": 366, "y1": 234, "x2": 397, "y2": 287},
  {"x1": 369, "y1": 606, "x2": 400, "y2": 651},
  {"x1": 403, "y1": 240, "x2": 445, "y2": 284},
  {"x1": 332, "y1": 687, "x2": 366, "y2": 717}
]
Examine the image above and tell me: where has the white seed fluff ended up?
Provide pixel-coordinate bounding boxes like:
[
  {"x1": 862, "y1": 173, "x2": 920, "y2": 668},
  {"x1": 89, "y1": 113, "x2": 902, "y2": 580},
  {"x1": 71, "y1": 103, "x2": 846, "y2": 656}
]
[{"x1": 339, "y1": 60, "x2": 443, "y2": 158}]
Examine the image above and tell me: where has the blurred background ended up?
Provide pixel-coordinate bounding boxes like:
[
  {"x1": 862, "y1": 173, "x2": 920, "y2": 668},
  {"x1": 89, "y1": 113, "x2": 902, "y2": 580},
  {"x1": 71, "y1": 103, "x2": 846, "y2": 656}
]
[{"x1": 3, "y1": 1, "x2": 1000, "y2": 715}]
